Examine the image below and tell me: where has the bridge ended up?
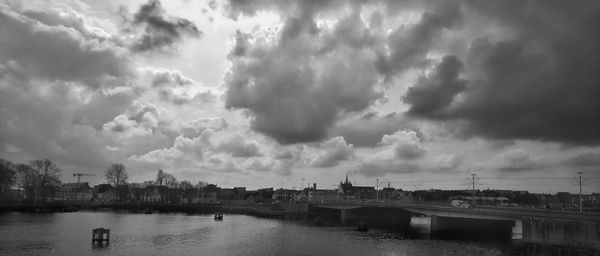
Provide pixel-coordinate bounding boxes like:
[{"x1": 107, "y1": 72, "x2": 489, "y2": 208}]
[
  {"x1": 310, "y1": 201, "x2": 600, "y2": 221},
  {"x1": 308, "y1": 201, "x2": 600, "y2": 253}
]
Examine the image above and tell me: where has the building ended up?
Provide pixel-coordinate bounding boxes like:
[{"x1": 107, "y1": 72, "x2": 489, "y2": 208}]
[
  {"x1": 382, "y1": 187, "x2": 414, "y2": 202},
  {"x1": 272, "y1": 189, "x2": 295, "y2": 202},
  {"x1": 139, "y1": 185, "x2": 168, "y2": 204},
  {"x1": 61, "y1": 182, "x2": 93, "y2": 201},
  {"x1": 337, "y1": 175, "x2": 376, "y2": 201},
  {"x1": 307, "y1": 189, "x2": 337, "y2": 202},
  {"x1": 201, "y1": 184, "x2": 219, "y2": 204}
]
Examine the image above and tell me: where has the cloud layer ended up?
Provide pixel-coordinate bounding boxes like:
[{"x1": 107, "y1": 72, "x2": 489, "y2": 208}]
[{"x1": 1, "y1": 0, "x2": 598, "y2": 191}]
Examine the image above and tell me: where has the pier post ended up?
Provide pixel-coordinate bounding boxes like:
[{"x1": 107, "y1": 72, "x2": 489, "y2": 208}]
[{"x1": 92, "y1": 228, "x2": 110, "y2": 246}]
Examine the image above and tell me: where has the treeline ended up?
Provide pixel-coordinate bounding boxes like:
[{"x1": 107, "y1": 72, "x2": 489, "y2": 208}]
[
  {"x1": 0, "y1": 158, "x2": 61, "y2": 193},
  {"x1": 0, "y1": 158, "x2": 209, "y2": 193}
]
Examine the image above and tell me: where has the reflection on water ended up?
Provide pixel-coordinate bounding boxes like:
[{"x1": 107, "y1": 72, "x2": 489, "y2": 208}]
[
  {"x1": 410, "y1": 216, "x2": 522, "y2": 240},
  {"x1": 0, "y1": 212, "x2": 512, "y2": 256}
]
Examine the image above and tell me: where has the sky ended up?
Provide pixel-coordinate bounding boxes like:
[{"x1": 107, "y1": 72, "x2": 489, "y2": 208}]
[{"x1": 1, "y1": 0, "x2": 599, "y2": 194}]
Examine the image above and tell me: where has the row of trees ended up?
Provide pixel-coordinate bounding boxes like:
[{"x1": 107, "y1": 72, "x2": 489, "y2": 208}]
[
  {"x1": 1, "y1": 158, "x2": 61, "y2": 193},
  {"x1": 1, "y1": 158, "x2": 207, "y2": 194},
  {"x1": 154, "y1": 168, "x2": 206, "y2": 189},
  {"x1": 105, "y1": 165, "x2": 207, "y2": 190}
]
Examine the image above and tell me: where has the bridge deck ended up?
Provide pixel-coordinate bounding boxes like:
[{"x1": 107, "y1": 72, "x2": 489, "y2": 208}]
[{"x1": 310, "y1": 202, "x2": 600, "y2": 221}]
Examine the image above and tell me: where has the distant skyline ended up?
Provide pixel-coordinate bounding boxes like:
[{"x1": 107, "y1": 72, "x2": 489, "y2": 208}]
[{"x1": 1, "y1": 0, "x2": 599, "y2": 194}]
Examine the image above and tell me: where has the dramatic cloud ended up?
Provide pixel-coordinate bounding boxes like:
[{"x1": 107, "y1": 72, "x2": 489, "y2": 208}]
[
  {"x1": 564, "y1": 151, "x2": 600, "y2": 167},
  {"x1": 0, "y1": 3, "x2": 131, "y2": 88},
  {"x1": 376, "y1": 2, "x2": 463, "y2": 79},
  {"x1": 404, "y1": 55, "x2": 467, "y2": 117},
  {"x1": 2, "y1": 0, "x2": 598, "y2": 192},
  {"x1": 130, "y1": 134, "x2": 207, "y2": 168},
  {"x1": 336, "y1": 112, "x2": 416, "y2": 147},
  {"x1": 225, "y1": 6, "x2": 382, "y2": 144},
  {"x1": 130, "y1": 0, "x2": 201, "y2": 53},
  {"x1": 0, "y1": 2, "x2": 138, "y2": 173},
  {"x1": 381, "y1": 130, "x2": 426, "y2": 160},
  {"x1": 215, "y1": 135, "x2": 262, "y2": 158},
  {"x1": 355, "y1": 130, "x2": 427, "y2": 176},
  {"x1": 311, "y1": 137, "x2": 355, "y2": 168},
  {"x1": 404, "y1": 1, "x2": 600, "y2": 145},
  {"x1": 493, "y1": 149, "x2": 546, "y2": 172},
  {"x1": 139, "y1": 67, "x2": 216, "y2": 105}
]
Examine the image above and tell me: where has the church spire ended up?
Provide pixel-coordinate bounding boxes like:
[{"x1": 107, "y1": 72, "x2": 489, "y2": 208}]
[{"x1": 345, "y1": 173, "x2": 349, "y2": 184}]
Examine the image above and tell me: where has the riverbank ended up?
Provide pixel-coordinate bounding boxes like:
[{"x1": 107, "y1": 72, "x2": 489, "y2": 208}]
[{"x1": 0, "y1": 201, "x2": 307, "y2": 218}]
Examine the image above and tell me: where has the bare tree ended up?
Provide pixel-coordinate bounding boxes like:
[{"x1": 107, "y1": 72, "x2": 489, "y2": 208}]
[
  {"x1": 105, "y1": 163, "x2": 128, "y2": 186},
  {"x1": 179, "y1": 180, "x2": 193, "y2": 189},
  {"x1": 196, "y1": 181, "x2": 208, "y2": 189},
  {"x1": 16, "y1": 164, "x2": 37, "y2": 187},
  {"x1": 155, "y1": 169, "x2": 164, "y2": 186},
  {"x1": 0, "y1": 159, "x2": 17, "y2": 193},
  {"x1": 163, "y1": 173, "x2": 177, "y2": 188},
  {"x1": 29, "y1": 159, "x2": 61, "y2": 187},
  {"x1": 16, "y1": 163, "x2": 39, "y2": 204}
]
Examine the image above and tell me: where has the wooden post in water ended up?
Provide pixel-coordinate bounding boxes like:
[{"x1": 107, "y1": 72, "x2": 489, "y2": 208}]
[{"x1": 92, "y1": 228, "x2": 110, "y2": 246}]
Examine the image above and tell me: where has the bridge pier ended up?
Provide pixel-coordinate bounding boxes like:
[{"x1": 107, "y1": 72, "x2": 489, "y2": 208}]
[
  {"x1": 430, "y1": 215, "x2": 514, "y2": 240},
  {"x1": 522, "y1": 216, "x2": 600, "y2": 253},
  {"x1": 343, "y1": 207, "x2": 412, "y2": 229}
]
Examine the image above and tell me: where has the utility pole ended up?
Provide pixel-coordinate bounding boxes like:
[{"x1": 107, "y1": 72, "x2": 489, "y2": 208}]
[
  {"x1": 576, "y1": 172, "x2": 585, "y2": 213},
  {"x1": 376, "y1": 178, "x2": 379, "y2": 202},
  {"x1": 470, "y1": 174, "x2": 477, "y2": 207}
]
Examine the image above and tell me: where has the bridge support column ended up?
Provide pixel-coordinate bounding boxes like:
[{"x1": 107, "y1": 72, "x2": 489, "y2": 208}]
[
  {"x1": 522, "y1": 216, "x2": 600, "y2": 253},
  {"x1": 430, "y1": 215, "x2": 514, "y2": 240},
  {"x1": 340, "y1": 209, "x2": 347, "y2": 223}
]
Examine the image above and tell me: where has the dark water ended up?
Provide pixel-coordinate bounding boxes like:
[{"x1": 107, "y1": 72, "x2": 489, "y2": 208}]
[{"x1": 0, "y1": 212, "x2": 511, "y2": 256}]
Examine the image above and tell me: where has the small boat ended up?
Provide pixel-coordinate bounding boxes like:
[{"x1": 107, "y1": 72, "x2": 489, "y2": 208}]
[{"x1": 214, "y1": 212, "x2": 223, "y2": 220}]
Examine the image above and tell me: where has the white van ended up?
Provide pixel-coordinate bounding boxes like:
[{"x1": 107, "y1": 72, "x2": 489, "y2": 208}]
[{"x1": 451, "y1": 200, "x2": 470, "y2": 208}]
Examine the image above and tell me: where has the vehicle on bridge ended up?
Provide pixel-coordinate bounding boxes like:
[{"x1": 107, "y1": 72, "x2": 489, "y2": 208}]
[{"x1": 451, "y1": 200, "x2": 470, "y2": 208}]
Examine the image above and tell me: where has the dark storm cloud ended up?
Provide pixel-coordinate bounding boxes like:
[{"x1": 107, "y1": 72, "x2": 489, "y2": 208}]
[
  {"x1": 229, "y1": 30, "x2": 250, "y2": 57},
  {"x1": 0, "y1": 4, "x2": 132, "y2": 88},
  {"x1": 564, "y1": 151, "x2": 600, "y2": 167},
  {"x1": 223, "y1": 0, "x2": 463, "y2": 145},
  {"x1": 375, "y1": 2, "x2": 462, "y2": 79},
  {"x1": 130, "y1": 0, "x2": 201, "y2": 53},
  {"x1": 494, "y1": 149, "x2": 546, "y2": 172},
  {"x1": 404, "y1": 55, "x2": 467, "y2": 117},
  {"x1": 0, "y1": 79, "x2": 112, "y2": 170},
  {"x1": 401, "y1": 0, "x2": 600, "y2": 145},
  {"x1": 225, "y1": 10, "x2": 381, "y2": 144},
  {"x1": 394, "y1": 143, "x2": 426, "y2": 160},
  {"x1": 224, "y1": 0, "x2": 600, "y2": 147}
]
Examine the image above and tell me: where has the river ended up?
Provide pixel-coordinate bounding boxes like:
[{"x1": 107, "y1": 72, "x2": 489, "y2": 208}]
[{"x1": 0, "y1": 212, "x2": 516, "y2": 256}]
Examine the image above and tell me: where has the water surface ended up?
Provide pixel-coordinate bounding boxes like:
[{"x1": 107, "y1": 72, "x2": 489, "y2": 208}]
[{"x1": 0, "y1": 212, "x2": 510, "y2": 256}]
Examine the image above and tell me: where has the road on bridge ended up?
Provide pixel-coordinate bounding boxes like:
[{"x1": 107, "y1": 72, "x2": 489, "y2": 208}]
[{"x1": 310, "y1": 201, "x2": 600, "y2": 221}]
